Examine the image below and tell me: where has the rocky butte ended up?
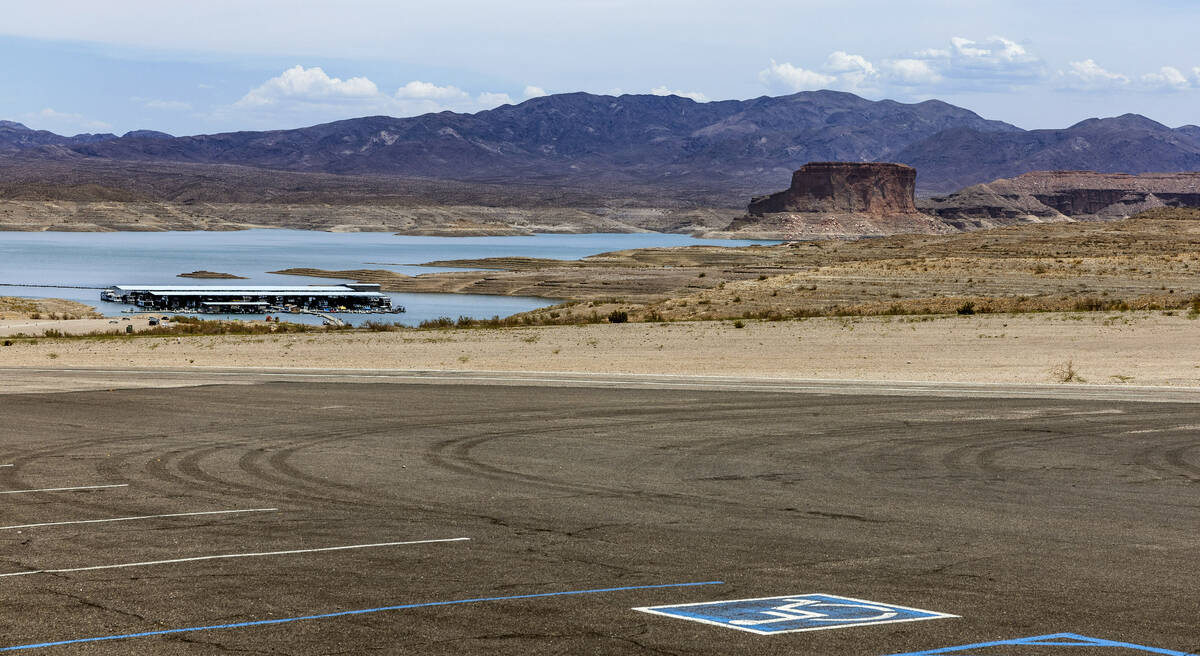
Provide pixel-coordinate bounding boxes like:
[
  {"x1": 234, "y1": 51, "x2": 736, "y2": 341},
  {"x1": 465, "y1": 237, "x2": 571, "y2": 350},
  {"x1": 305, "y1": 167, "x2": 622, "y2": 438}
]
[
  {"x1": 747, "y1": 162, "x2": 921, "y2": 215},
  {"x1": 725, "y1": 162, "x2": 953, "y2": 238}
]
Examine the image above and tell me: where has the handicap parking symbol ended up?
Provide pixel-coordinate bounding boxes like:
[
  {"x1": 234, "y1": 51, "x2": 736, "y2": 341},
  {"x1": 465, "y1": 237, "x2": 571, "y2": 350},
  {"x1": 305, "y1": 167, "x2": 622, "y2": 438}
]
[{"x1": 634, "y1": 593, "x2": 956, "y2": 635}]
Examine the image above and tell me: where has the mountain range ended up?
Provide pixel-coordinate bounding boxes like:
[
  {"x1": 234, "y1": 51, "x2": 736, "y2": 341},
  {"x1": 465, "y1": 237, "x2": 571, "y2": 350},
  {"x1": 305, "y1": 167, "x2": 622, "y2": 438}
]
[{"x1": 3, "y1": 91, "x2": 1199, "y2": 207}]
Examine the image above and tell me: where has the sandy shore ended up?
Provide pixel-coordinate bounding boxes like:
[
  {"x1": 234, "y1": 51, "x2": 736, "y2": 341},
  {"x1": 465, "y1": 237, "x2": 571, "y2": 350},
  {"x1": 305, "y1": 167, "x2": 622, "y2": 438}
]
[
  {"x1": 0, "y1": 311, "x2": 1196, "y2": 387},
  {"x1": 0, "y1": 315, "x2": 160, "y2": 337}
]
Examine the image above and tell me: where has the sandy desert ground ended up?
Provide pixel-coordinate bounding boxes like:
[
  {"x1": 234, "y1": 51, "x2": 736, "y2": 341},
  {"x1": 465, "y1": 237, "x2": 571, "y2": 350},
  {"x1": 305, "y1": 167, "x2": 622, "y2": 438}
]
[{"x1": 1, "y1": 311, "x2": 1197, "y2": 387}]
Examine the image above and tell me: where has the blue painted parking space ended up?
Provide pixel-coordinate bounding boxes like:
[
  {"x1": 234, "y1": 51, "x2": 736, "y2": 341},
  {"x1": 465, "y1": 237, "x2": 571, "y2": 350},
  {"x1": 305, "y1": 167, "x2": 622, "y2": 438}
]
[
  {"x1": 0, "y1": 582, "x2": 724, "y2": 652},
  {"x1": 634, "y1": 593, "x2": 956, "y2": 635},
  {"x1": 886, "y1": 633, "x2": 1198, "y2": 655}
]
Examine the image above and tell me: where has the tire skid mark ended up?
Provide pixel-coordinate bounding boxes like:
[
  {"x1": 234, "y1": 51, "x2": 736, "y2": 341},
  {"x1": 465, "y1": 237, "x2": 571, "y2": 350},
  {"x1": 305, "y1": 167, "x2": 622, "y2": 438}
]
[{"x1": 420, "y1": 405, "x2": 870, "y2": 514}]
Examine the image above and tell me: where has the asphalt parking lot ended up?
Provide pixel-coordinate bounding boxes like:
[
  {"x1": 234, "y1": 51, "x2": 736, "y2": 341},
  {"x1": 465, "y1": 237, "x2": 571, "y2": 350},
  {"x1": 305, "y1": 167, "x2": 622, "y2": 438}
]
[{"x1": 0, "y1": 377, "x2": 1197, "y2": 654}]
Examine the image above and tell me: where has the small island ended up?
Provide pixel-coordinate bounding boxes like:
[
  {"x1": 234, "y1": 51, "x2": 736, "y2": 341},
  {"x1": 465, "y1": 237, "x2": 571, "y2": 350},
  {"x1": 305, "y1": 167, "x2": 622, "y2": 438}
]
[{"x1": 177, "y1": 270, "x2": 248, "y2": 279}]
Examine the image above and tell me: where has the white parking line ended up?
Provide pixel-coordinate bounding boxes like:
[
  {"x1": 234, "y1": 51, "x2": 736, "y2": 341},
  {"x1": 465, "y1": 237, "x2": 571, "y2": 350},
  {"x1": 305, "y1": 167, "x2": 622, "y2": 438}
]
[
  {"x1": 0, "y1": 508, "x2": 279, "y2": 531},
  {"x1": 0, "y1": 464, "x2": 12, "y2": 468},
  {"x1": 0, "y1": 484, "x2": 127, "y2": 496},
  {"x1": 0, "y1": 537, "x2": 471, "y2": 578}
]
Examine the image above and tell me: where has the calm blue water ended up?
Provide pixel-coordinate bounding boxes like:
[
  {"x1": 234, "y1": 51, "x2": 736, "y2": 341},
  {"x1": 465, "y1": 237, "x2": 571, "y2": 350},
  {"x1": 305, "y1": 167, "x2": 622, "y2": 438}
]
[{"x1": 0, "y1": 231, "x2": 775, "y2": 326}]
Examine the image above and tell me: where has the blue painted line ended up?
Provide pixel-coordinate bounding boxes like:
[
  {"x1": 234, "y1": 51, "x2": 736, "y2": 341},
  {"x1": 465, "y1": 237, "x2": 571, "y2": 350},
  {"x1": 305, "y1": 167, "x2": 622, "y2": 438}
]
[
  {"x1": 0, "y1": 581, "x2": 723, "y2": 652},
  {"x1": 887, "y1": 632, "x2": 1198, "y2": 656}
]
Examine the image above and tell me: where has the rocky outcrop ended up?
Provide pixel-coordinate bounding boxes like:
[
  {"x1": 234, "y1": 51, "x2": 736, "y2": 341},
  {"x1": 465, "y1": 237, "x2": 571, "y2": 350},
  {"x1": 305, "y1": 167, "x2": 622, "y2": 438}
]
[
  {"x1": 726, "y1": 162, "x2": 953, "y2": 239},
  {"x1": 920, "y1": 170, "x2": 1200, "y2": 229},
  {"x1": 747, "y1": 162, "x2": 922, "y2": 216}
]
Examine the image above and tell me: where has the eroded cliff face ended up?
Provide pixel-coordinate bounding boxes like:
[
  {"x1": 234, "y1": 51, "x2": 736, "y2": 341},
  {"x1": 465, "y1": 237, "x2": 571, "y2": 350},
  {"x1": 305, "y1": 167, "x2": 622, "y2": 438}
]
[
  {"x1": 719, "y1": 167, "x2": 1200, "y2": 240},
  {"x1": 920, "y1": 171, "x2": 1200, "y2": 229},
  {"x1": 747, "y1": 162, "x2": 922, "y2": 216}
]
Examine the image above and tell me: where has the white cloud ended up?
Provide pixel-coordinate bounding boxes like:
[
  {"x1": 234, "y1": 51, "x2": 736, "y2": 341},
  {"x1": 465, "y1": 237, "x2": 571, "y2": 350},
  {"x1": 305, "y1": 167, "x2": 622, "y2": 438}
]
[
  {"x1": 1057, "y1": 60, "x2": 1200, "y2": 93},
  {"x1": 24, "y1": 108, "x2": 112, "y2": 133},
  {"x1": 236, "y1": 65, "x2": 378, "y2": 107},
  {"x1": 523, "y1": 85, "x2": 548, "y2": 98},
  {"x1": 760, "y1": 36, "x2": 1044, "y2": 96},
  {"x1": 884, "y1": 58, "x2": 942, "y2": 85},
  {"x1": 948, "y1": 36, "x2": 1027, "y2": 61},
  {"x1": 936, "y1": 36, "x2": 1044, "y2": 87},
  {"x1": 914, "y1": 48, "x2": 950, "y2": 59},
  {"x1": 991, "y1": 36, "x2": 1029, "y2": 61},
  {"x1": 650, "y1": 86, "x2": 708, "y2": 102},
  {"x1": 394, "y1": 80, "x2": 470, "y2": 101},
  {"x1": 758, "y1": 59, "x2": 836, "y2": 92},
  {"x1": 826, "y1": 51, "x2": 875, "y2": 76},
  {"x1": 950, "y1": 37, "x2": 990, "y2": 58},
  {"x1": 477, "y1": 91, "x2": 514, "y2": 107},
  {"x1": 220, "y1": 66, "x2": 537, "y2": 127},
  {"x1": 825, "y1": 51, "x2": 877, "y2": 91},
  {"x1": 1061, "y1": 59, "x2": 1130, "y2": 90},
  {"x1": 1142, "y1": 66, "x2": 1191, "y2": 91}
]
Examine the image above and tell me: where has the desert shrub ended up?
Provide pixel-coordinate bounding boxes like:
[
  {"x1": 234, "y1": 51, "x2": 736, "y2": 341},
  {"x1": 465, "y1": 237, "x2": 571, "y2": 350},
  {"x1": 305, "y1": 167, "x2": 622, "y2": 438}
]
[
  {"x1": 1050, "y1": 360, "x2": 1085, "y2": 383},
  {"x1": 956, "y1": 301, "x2": 976, "y2": 315},
  {"x1": 363, "y1": 320, "x2": 402, "y2": 332},
  {"x1": 607, "y1": 310, "x2": 628, "y2": 324},
  {"x1": 1072, "y1": 297, "x2": 1130, "y2": 312},
  {"x1": 419, "y1": 316, "x2": 455, "y2": 329},
  {"x1": 732, "y1": 320, "x2": 745, "y2": 328}
]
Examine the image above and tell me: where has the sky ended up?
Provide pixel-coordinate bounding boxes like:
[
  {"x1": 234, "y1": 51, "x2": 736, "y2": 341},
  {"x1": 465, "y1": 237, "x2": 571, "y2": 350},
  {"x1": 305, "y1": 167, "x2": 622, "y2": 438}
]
[{"x1": 2, "y1": 0, "x2": 1198, "y2": 137}]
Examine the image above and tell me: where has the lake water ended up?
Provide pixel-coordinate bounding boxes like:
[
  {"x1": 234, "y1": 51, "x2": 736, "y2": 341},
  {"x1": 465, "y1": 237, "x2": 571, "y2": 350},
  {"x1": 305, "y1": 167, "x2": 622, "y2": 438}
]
[{"x1": 0, "y1": 231, "x2": 775, "y2": 325}]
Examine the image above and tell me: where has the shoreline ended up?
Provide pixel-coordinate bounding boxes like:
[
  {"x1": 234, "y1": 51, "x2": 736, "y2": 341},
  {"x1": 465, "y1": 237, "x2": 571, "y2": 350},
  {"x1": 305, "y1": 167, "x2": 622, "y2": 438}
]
[{"x1": 0, "y1": 201, "x2": 742, "y2": 236}]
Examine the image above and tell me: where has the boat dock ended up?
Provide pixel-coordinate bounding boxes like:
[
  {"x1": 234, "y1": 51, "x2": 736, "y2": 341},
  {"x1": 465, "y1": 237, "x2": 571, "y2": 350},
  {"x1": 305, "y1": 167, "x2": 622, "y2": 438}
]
[{"x1": 101, "y1": 284, "x2": 404, "y2": 314}]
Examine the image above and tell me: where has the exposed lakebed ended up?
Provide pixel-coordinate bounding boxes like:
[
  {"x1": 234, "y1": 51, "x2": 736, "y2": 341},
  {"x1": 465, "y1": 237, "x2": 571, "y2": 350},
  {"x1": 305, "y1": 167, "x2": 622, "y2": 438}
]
[{"x1": 0, "y1": 230, "x2": 773, "y2": 326}]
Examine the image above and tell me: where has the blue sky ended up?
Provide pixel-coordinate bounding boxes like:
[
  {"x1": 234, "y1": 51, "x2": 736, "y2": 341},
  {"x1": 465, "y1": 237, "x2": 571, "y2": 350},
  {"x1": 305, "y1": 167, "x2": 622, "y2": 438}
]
[{"x1": 2, "y1": 0, "x2": 1198, "y2": 136}]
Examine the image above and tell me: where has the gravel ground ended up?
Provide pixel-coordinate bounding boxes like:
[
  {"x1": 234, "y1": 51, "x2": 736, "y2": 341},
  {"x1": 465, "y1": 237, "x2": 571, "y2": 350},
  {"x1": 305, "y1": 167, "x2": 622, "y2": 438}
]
[{"x1": 0, "y1": 311, "x2": 1196, "y2": 387}]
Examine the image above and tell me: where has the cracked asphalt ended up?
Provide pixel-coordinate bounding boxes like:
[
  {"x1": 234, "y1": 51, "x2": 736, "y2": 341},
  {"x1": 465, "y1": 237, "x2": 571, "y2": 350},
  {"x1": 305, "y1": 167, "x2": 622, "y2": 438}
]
[{"x1": 0, "y1": 380, "x2": 1198, "y2": 654}]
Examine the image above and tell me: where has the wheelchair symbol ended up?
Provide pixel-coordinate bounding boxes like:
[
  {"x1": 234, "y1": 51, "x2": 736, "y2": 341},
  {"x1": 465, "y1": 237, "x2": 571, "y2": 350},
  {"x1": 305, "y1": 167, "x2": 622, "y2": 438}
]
[
  {"x1": 729, "y1": 597, "x2": 899, "y2": 626},
  {"x1": 635, "y1": 593, "x2": 956, "y2": 635}
]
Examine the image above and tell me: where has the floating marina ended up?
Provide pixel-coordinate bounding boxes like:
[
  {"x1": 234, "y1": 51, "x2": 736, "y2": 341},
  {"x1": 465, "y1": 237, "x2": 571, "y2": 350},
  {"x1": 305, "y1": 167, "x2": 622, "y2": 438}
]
[{"x1": 101, "y1": 284, "x2": 403, "y2": 314}]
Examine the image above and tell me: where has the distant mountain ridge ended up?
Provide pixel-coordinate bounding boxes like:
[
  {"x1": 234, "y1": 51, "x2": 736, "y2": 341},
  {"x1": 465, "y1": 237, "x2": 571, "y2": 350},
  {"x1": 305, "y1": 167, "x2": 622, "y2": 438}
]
[
  {"x1": 3, "y1": 90, "x2": 1199, "y2": 203},
  {"x1": 0, "y1": 120, "x2": 118, "y2": 153},
  {"x1": 898, "y1": 114, "x2": 1200, "y2": 192}
]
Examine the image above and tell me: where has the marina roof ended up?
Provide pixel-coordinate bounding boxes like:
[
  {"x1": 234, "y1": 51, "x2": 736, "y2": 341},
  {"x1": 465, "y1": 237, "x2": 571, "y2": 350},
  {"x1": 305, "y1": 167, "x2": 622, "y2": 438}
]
[
  {"x1": 147, "y1": 291, "x2": 384, "y2": 297},
  {"x1": 110, "y1": 285, "x2": 369, "y2": 293},
  {"x1": 201, "y1": 301, "x2": 271, "y2": 306}
]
